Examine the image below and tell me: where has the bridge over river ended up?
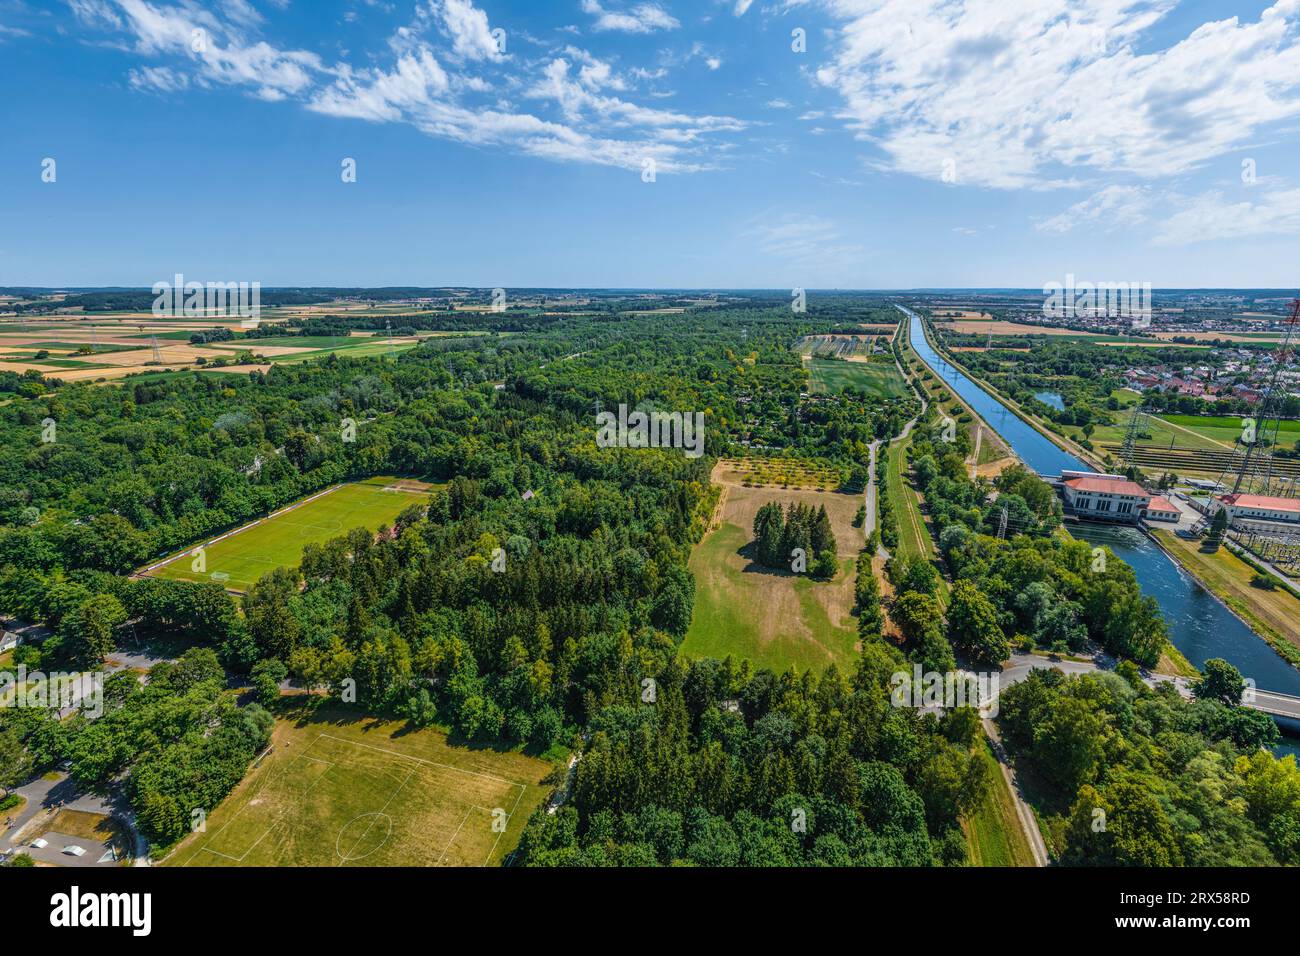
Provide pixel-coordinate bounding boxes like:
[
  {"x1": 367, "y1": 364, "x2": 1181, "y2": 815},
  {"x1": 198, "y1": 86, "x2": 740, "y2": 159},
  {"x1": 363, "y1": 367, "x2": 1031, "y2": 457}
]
[{"x1": 998, "y1": 653, "x2": 1300, "y2": 727}]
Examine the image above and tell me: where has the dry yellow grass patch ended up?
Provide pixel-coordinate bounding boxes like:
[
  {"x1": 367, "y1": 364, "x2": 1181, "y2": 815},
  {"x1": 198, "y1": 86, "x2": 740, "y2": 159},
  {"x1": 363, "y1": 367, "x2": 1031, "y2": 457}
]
[{"x1": 937, "y1": 320, "x2": 1100, "y2": 336}]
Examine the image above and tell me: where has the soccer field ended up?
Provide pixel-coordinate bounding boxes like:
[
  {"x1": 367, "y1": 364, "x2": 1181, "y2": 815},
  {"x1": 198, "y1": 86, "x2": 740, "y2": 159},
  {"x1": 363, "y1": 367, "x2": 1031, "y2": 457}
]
[
  {"x1": 167, "y1": 709, "x2": 553, "y2": 868},
  {"x1": 143, "y1": 477, "x2": 436, "y2": 592}
]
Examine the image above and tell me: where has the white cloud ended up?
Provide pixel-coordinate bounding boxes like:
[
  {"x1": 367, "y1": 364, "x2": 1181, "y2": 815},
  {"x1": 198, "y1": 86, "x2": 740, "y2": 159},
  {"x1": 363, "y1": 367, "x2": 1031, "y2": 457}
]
[
  {"x1": 1036, "y1": 180, "x2": 1300, "y2": 246},
  {"x1": 431, "y1": 0, "x2": 501, "y2": 61},
  {"x1": 67, "y1": 0, "x2": 124, "y2": 31},
  {"x1": 561, "y1": 46, "x2": 627, "y2": 91},
  {"x1": 1153, "y1": 187, "x2": 1300, "y2": 245},
  {"x1": 1036, "y1": 185, "x2": 1152, "y2": 234},
  {"x1": 733, "y1": 0, "x2": 755, "y2": 16},
  {"x1": 75, "y1": 0, "x2": 741, "y2": 174},
  {"x1": 527, "y1": 57, "x2": 743, "y2": 141},
  {"x1": 219, "y1": 0, "x2": 264, "y2": 30},
  {"x1": 581, "y1": 0, "x2": 679, "y2": 34},
  {"x1": 812, "y1": 0, "x2": 1300, "y2": 189},
  {"x1": 128, "y1": 64, "x2": 190, "y2": 92},
  {"x1": 310, "y1": 47, "x2": 449, "y2": 122},
  {"x1": 746, "y1": 213, "x2": 866, "y2": 269},
  {"x1": 88, "y1": 0, "x2": 324, "y2": 97}
]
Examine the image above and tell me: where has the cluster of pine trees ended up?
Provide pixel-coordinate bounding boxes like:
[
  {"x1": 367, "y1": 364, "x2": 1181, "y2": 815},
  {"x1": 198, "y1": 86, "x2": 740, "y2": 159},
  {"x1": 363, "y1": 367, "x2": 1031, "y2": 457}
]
[{"x1": 752, "y1": 501, "x2": 838, "y2": 578}]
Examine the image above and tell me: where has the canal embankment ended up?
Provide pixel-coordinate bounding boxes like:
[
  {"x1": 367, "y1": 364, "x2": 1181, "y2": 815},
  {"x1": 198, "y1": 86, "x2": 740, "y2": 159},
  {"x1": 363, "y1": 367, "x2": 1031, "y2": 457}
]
[{"x1": 899, "y1": 304, "x2": 1300, "y2": 696}]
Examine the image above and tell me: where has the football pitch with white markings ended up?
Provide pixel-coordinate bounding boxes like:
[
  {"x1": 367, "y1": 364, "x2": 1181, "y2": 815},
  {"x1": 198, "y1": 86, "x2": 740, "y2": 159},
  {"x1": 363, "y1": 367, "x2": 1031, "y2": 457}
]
[{"x1": 167, "y1": 707, "x2": 552, "y2": 868}]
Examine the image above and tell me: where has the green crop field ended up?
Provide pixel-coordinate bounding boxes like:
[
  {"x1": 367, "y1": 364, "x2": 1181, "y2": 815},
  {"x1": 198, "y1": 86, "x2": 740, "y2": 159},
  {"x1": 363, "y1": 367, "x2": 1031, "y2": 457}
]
[
  {"x1": 220, "y1": 335, "x2": 363, "y2": 349},
  {"x1": 267, "y1": 341, "x2": 422, "y2": 363},
  {"x1": 1160, "y1": 414, "x2": 1300, "y2": 446},
  {"x1": 807, "y1": 357, "x2": 907, "y2": 397},
  {"x1": 1064, "y1": 414, "x2": 1226, "y2": 452},
  {"x1": 144, "y1": 477, "x2": 436, "y2": 592},
  {"x1": 9, "y1": 341, "x2": 142, "y2": 354},
  {"x1": 134, "y1": 329, "x2": 208, "y2": 340},
  {"x1": 166, "y1": 705, "x2": 553, "y2": 868}
]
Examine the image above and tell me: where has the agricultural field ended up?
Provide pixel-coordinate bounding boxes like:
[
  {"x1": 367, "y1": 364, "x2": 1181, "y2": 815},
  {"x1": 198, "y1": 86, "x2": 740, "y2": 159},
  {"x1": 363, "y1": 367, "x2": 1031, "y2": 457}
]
[
  {"x1": 142, "y1": 477, "x2": 437, "y2": 593},
  {"x1": 1152, "y1": 330, "x2": 1286, "y2": 343},
  {"x1": 1161, "y1": 414, "x2": 1300, "y2": 446},
  {"x1": 1070, "y1": 412, "x2": 1300, "y2": 482},
  {"x1": 931, "y1": 310, "x2": 994, "y2": 321},
  {"x1": 935, "y1": 319, "x2": 1102, "y2": 336},
  {"x1": 936, "y1": 320, "x2": 1192, "y2": 346},
  {"x1": 681, "y1": 463, "x2": 865, "y2": 674},
  {"x1": 165, "y1": 704, "x2": 553, "y2": 867},
  {"x1": 806, "y1": 356, "x2": 908, "y2": 397},
  {"x1": 794, "y1": 333, "x2": 877, "y2": 359},
  {"x1": 0, "y1": 317, "x2": 445, "y2": 383}
]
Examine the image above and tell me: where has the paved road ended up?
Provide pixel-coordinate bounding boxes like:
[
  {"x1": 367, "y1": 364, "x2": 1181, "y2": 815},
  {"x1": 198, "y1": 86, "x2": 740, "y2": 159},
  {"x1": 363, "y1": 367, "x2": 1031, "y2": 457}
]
[
  {"x1": 4, "y1": 772, "x2": 145, "y2": 867},
  {"x1": 998, "y1": 651, "x2": 1300, "y2": 719},
  {"x1": 2, "y1": 774, "x2": 69, "y2": 845}
]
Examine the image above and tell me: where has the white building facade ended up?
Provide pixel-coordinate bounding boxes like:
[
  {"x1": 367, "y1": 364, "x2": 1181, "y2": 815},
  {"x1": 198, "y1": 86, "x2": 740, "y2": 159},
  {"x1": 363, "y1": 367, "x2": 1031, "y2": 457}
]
[
  {"x1": 1060, "y1": 471, "x2": 1150, "y2": 525},
  {"x1": 1212, "y1": 493, "x2": 1300, "y2": 526}
]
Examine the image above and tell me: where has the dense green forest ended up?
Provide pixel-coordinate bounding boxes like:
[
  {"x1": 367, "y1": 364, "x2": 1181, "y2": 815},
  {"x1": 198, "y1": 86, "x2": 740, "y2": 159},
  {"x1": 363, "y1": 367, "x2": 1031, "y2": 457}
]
[
  {"x1": 999, "y1": 665, "x2": 1296, "y2": 866},
  {"x1": 1, "y1": 298, "x2": 1295, "y2": 866},
  {"x1": 882, "y1": 411, "x2": 1165, "y2": 667}
]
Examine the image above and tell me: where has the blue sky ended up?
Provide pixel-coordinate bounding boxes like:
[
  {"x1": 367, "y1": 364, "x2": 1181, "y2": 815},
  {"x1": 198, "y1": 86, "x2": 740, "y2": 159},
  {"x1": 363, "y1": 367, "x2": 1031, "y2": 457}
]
[{"x1": 3, "y1": 0, "x2": 1300, "y2": 287}]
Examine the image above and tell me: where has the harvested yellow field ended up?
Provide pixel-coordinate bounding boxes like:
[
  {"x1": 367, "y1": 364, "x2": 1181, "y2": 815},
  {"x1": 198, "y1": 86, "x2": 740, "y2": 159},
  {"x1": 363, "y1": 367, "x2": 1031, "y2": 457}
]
[
  {"x1": 1153, "y1": 330, "x2": 1284, "y2": 343},
  {"x1": 1096, "y1": 340, "x2": 1209, "y2": 349},
  {"x1": 931, "y1": 310, "x2": 993, "y2": 321},
  {"x1": 936, "y1": 320, "x2": 1101, "y2": 336}
]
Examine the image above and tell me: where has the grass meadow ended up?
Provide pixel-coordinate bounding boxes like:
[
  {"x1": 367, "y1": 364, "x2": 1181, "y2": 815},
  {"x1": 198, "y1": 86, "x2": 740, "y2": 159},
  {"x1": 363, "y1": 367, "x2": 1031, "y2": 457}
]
[
  {"x1": 165, "y1": 703, "x2": 553, "y2": 868},
  {"x1": 807, "y1": 357, "x2": 908, "y2": 398},
  {"x1": 144, "y1": 477, "x2": 436, "y2": 592},
  {"x1": 682, "y1": 470, "x2": 865, "y2": 674}
]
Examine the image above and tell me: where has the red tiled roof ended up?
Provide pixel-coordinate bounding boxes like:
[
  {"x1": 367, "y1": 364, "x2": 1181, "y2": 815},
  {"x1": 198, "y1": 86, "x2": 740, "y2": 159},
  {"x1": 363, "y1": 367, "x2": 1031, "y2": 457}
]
[
  {"x1": 1144, "y1": 496, "x2": 1179, "y2": 513},
  {"x1": 1063, "y1": 475, "x2": 1149, "y2": 497},
  {"x1": 1218, "y1": 494, "x2": 1300, "y2": 513}
]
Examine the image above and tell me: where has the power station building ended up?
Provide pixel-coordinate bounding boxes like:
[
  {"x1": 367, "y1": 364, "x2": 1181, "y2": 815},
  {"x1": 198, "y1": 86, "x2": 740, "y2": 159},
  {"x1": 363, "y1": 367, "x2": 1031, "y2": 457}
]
[
  {"x1": 1211, "y1": 493, "x2": 1300, "y2": 526},
  {"x1": 1059, "y1": 471, "x2": 1150, "y2": 525}
]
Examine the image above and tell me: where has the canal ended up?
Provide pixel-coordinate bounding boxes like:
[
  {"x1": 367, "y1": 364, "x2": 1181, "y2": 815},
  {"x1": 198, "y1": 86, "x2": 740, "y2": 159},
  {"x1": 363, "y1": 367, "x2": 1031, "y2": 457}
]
[{"x1": 903, "y1": 307, "x2": 1300, "y2": 696}]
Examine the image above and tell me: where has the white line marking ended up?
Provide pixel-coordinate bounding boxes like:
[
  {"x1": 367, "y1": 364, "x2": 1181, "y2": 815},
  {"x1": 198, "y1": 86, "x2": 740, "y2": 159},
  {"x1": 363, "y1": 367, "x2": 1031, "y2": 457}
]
[
  {"x1": 437, "y1": 809, "x2": 474, "y2": 866},
  {"x1": 316, "y1": 733, "x2": 527, "y2": 787},
  {"x1": 483, "y1": 784, "x2": 528, "y2": 867}
]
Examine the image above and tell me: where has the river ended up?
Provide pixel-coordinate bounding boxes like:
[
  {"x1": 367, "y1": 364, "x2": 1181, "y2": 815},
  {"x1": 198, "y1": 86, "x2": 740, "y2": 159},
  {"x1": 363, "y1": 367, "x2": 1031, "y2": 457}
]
[{"x1": 902, "y1": 307, "x2": 1300, "y2": 696}]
